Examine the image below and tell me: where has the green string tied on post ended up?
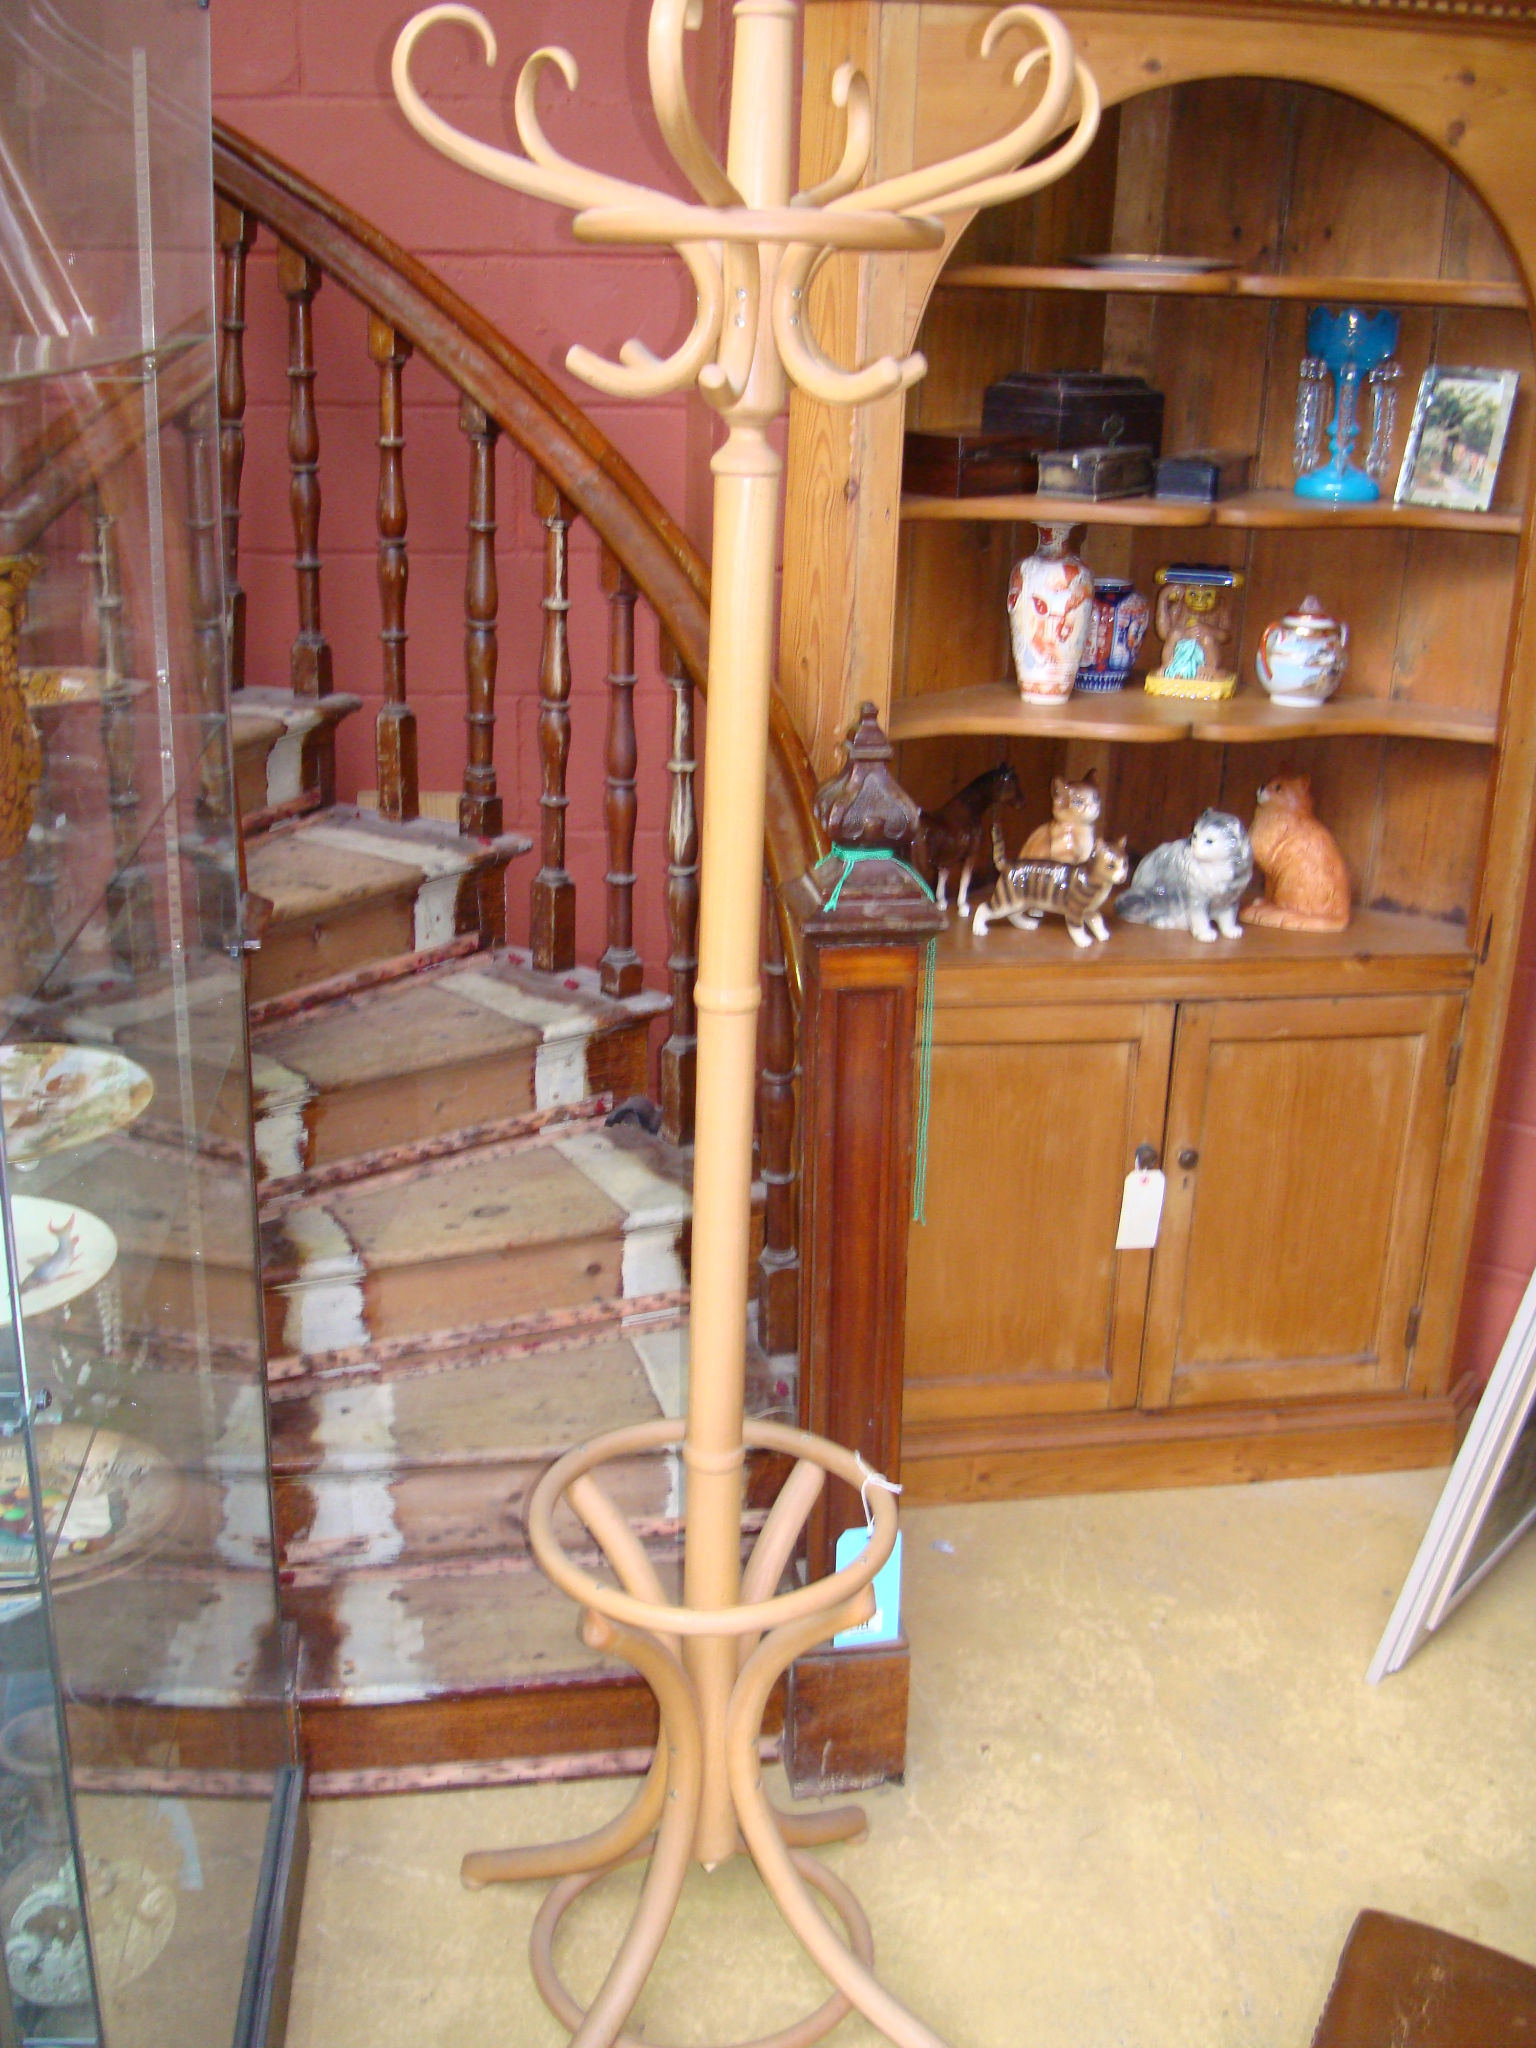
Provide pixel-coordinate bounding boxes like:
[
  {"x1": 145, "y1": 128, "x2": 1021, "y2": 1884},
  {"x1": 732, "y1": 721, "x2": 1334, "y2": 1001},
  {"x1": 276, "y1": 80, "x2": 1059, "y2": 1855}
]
[{"x1": 823, "y1": 844, "x2": 938, "y2": 1225}]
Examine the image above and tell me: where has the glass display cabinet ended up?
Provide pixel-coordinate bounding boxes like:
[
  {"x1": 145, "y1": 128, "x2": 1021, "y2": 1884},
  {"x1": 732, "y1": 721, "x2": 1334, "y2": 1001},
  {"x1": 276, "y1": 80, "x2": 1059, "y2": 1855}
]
[{"x1": 0, "y1": 6, "x2": 300, "y2": 2045}]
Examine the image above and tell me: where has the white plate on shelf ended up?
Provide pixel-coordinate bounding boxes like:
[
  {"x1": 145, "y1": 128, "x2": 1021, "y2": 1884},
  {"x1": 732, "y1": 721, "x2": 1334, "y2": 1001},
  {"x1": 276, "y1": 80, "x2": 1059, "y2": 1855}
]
[
  {"x1": 7, "y1": 1196, "x2": 117, "y2": 1316},
  {"x1": 1071, "y1": 253, "x2": 1234, "y2": 275},
  {"x1": 1, "y1": 1043, "x2": 154, "y2": 1166}
]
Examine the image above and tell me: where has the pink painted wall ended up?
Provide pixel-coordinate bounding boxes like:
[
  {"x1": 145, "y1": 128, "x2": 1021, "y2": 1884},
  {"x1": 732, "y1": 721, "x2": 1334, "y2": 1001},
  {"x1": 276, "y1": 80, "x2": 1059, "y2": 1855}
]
[{"x1": 214, "y1": 2, "x2": 1536, "y2": 1395}]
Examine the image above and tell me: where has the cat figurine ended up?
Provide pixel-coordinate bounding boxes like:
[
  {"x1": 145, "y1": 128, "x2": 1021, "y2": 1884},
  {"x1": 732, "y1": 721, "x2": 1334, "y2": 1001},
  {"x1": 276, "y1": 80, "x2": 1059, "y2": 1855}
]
[
  {"x1": 972, "y1": 827, "x2": 1130, "y2": 947},
  {"x1": 1240, "y1": 773, "x2": 1351, "y2": 932},
  {"x1": 1019, "y1": 772, "x2": 1101, "y2": 864},
  {"x1": 1116, "y1": 809, "x2": 1253, "y2": 942}
]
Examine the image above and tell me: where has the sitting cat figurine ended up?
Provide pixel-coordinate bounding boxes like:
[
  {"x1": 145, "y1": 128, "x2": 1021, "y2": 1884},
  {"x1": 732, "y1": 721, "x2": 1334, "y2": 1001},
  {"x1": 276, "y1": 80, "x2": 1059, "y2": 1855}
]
[
  {"x1": 1116, "y1": 809, "x2": 1253, "y2": 942},
  {"x1": 972, "y1": 826, "x2": 1129, "y2": 947},
  {"x1": 1019, "y1": 771, "x2": 1101, "y2": 864},
  {"x1": 1240, "y1": 773, "x2": 1351, "y2": 932}
]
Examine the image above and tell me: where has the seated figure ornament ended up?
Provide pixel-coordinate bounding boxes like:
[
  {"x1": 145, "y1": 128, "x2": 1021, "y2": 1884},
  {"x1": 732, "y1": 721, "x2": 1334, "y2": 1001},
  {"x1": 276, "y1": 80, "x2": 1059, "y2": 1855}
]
[{"x1": 391, "y1": 7, "x2": 1101, "y2": 2048}]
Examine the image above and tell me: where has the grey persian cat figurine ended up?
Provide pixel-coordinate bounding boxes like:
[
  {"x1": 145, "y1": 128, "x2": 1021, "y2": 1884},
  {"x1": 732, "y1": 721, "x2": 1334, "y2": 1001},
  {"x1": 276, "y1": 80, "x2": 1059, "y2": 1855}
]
[{"x1": 1115, "y1": 809, "x2": 1253, "y2": 942}]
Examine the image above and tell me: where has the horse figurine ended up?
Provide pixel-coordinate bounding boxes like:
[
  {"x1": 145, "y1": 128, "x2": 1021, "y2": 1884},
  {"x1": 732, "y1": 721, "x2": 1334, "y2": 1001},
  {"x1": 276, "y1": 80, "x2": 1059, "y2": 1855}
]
[{"x1": 913, "y1": 762, "x2": 1021, "y2": 912}]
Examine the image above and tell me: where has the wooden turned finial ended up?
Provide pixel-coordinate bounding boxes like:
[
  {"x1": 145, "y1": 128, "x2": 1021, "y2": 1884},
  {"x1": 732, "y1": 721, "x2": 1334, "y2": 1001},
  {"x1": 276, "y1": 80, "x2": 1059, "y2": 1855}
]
[{"x1": 815, "y1": 701, "x2": 921, "y2": 855}]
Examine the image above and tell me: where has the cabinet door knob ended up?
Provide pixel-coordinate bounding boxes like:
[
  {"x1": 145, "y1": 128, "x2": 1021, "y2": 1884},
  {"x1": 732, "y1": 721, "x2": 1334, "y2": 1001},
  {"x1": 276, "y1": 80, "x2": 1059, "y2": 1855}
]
[
  {"x1": 1134, "y1": 1144, "x2": 1160, "y2": 1171},
  {"x1": 1177, "y1": 1147, "x2": 1200, "y2": 1170}
]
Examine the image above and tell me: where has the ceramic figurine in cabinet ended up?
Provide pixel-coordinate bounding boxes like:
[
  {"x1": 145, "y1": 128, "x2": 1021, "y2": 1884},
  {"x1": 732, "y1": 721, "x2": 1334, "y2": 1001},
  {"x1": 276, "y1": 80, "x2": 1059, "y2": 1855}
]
[
  {"x1": 1143, "y1": 564, "x2": 1243, "y2": 700},
  {"x1": 913, "y1": 760, "x2": 1021, "y2": 912},
  {"x1": 1116, "y1": 810, "x2": 1253, "y2": 942},
  {"x1": 1256, "y1": 595, "x2": 1349, "y2": 707},
  {"x1": 1019, "y1": 771, "x2": 1100, "y2": 862},
  {"x1": 1076, "y1": 579, "x2": 1151, "y2": 693},
  {"x1": 971, "y1": 825, "x2": 1129, "y2": 946},
  {"x1": 1007, "y1": 523, "x2": 1093, "y2": 704},
  {"x1": 1241, "y1": 773, "x2": 1351, "y2": 931}
]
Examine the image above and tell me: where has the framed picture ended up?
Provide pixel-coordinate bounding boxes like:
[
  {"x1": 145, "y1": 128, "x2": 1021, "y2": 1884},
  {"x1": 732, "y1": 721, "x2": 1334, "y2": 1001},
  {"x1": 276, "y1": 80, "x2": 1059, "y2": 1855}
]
[
  {"x1": 1395, "y1": 364, "x2": 1519, "y2": 513},
  {"x1": 1367, "y1": 1260, "x2": 1536, "y2": 1681}
]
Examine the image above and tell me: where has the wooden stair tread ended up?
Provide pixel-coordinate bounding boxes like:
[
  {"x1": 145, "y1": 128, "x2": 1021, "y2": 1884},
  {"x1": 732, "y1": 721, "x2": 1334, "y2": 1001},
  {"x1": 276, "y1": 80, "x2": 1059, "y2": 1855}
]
[
  {"x1": 251, "y1": 954, "x2": 649, "y2": 1094},
  {"x1": 246, "y1": 827, "x2": 429, "y2": 924},
  {"x1": 246, "y1": 804, "x2": 529, "y2": 929},
  {"x1": 262, "y1": 1126, "x2": 692, "y2": 1355},
  {"x1": 271, "y1": 1329, "x2": 671, "y2": 1471},
  {"x1": 242, "y1": 805, "x2": 532, "y2": 1004},
  {"x1": 284, "y1": 1557, "x2": 674, "y2": 1702},
  {"x1": 288, "y1": 1145, "x2": 619, "y2": 1269}
]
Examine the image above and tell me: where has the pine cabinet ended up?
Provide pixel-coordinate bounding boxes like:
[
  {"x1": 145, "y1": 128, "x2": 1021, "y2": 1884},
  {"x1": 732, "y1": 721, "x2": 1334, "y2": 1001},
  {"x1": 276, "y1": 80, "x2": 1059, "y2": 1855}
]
[
  {"x1": 786, "y1": 0, "x2": 1536, "y2": 1495},
  {"x1": 908, "y1": 983, "x2": 1460, "y2": 1435}
]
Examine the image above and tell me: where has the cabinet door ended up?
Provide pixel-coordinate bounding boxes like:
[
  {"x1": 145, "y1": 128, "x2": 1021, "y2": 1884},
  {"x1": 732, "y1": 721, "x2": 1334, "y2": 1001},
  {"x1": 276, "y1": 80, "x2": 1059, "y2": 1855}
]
[
  {"x1": 904, "y1": 1002, "x2": 1173, "y2": 1427},
  {"x1": 1140, "y1": 994, "x2": 1461, "y2": 1409}
]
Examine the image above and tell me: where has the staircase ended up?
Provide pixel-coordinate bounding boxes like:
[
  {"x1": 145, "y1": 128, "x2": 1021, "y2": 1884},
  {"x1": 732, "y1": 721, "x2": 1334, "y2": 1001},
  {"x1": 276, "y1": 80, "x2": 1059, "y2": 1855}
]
[
  {"x1": 224, "y1": 679, "x2": 791, "y2": 1786},
  {"x1": 202, "y1": 127, "x2": 828, "y2": 1788}
]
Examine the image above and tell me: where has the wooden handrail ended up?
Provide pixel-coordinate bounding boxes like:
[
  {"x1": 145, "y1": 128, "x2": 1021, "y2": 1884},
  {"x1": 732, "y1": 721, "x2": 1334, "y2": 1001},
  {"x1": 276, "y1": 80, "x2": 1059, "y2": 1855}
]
[{"x1": 211, "y1": 121, "x2": 828, "y2": 918}]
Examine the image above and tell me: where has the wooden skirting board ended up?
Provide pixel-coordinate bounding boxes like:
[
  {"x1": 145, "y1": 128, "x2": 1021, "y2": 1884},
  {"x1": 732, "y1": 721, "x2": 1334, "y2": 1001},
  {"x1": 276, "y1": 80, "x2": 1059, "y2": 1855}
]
[
  {"x1": 297, "y1": 1671, "x2": 786, "y2": 1783},
  {"x1": 901, "y1": 1392, "x2": 1462, "y2": 1503}
]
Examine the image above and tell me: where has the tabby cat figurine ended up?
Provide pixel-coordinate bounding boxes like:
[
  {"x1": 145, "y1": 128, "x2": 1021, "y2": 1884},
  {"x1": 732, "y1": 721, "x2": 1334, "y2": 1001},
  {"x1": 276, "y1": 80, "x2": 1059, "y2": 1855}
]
[
  {"x1": 1240, "y1": 773, "x2": 1351, "y2": 931},
  {"x1": 972, "y1": 826, "x2": 1130, "y2": 946},
  {"x1": 1019, "y1": 771, "x2": 1101, "y2": 863}
]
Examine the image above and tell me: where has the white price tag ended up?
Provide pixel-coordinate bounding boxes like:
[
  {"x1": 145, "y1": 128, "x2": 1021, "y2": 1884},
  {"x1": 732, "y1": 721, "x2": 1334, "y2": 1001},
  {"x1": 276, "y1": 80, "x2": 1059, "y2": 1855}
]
[{"x1": 1115, "y1": 1168, "x2": 1165, "y2": 1250}]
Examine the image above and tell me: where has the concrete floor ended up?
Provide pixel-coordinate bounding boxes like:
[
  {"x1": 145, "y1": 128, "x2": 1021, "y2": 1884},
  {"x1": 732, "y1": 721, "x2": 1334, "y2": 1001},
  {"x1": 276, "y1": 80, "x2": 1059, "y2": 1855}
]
[{"x1": 284, "y1": 1469, "x2": 1536, "y2": 2048}]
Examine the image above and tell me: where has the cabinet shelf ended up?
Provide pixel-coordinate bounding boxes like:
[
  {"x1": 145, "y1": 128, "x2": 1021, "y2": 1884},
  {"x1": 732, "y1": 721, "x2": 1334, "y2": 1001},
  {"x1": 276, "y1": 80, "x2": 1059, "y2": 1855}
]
[
  {"x1": 930, "y1": 904, "x2": 1475, "y2": 1006},
  {"x1": 889, "y1": 682, "x2": 1498, "y2": 747},
  {"x1": 939, "y1": 264, "x2": 1526, "y2": 309},
  {"x1": 899, "y1": 489, "x2": 1523, "y2": 535}
]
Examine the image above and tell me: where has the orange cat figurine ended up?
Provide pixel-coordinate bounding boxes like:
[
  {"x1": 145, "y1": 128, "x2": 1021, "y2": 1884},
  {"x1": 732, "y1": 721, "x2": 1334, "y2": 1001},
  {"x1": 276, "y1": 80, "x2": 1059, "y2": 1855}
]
[{"x1": 1240, "y1": 773, "x2": 1351, "y2": 932}]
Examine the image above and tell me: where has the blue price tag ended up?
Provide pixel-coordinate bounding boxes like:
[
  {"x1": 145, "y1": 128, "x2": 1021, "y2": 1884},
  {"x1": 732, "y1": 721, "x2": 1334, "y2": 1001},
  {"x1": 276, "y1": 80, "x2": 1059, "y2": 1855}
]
[{"x1": 832, "y1": 1528, "x2": 902, "y2": 1648}]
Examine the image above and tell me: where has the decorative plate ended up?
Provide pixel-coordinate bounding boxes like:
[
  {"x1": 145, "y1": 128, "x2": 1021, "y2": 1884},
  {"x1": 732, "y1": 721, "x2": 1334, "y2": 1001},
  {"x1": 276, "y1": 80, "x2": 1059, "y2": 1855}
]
[
  {"x1": 1071, "y1": 253, "x2": 1234, "y2": 274},
  {"x1": 0, "y1": 1849, "x2": 177, "y2": 2005},
  {"x1": 1, "y1": 1044, "x2": 154, "y2": 1167},
  {"x1": 7, "y1": 1197, "x2": 117, "y2": 1317},
  {"x1": 0, "y1": 1425, "x2": 182, "y2": 1587}
]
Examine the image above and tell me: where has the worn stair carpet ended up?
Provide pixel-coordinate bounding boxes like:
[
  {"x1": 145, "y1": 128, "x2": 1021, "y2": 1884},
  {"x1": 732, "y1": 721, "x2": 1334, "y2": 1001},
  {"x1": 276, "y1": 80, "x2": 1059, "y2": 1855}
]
[
  {"x1": 242, "y1": 805, "x2": 529, "y2": 1001},
  {"x1": 250, "y1": 950, "x2": 666, "y2": 1179}
]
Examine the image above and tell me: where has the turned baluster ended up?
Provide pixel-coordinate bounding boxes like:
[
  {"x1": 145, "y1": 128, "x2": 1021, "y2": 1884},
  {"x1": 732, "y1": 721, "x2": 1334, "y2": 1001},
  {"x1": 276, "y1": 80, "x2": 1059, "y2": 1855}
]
[
  {"x1": 458, "y1": 398, "x2": 502, "y2": 838},
  {"x1": 531, "y1": 469, "x2": 575, "y2": 971},
  {"x1": 659, "y1": 630, "x2": 698, "y2": 1146},
  {"x1": 277, "y1": 242, "x2": 332, "y2": 700},
  {"x1": 599, "y1": 548, "x2": 641, "y2": 995},
  {"x1": 179, "y1": 393, "x2": 228, "y2": 820},
  {"x1": 370, "y1": 315, "x2": 418, "y2": 823},
  {"x1": 86, "y1": 500, "x2": 156, "y2": 973},
  {"x1": 215, "y1": 198, "x2": 255, "y2": 691},
  {"x1": 756, "y1": 876, "x2": 799, "y2": 1356}
]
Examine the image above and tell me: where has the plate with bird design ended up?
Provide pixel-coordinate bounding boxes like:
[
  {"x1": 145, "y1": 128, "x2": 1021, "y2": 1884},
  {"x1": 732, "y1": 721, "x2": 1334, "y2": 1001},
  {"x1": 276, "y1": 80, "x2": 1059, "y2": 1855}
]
[{"x1": 1, "y1": 1044, "x2": 154, "y2": 1167}]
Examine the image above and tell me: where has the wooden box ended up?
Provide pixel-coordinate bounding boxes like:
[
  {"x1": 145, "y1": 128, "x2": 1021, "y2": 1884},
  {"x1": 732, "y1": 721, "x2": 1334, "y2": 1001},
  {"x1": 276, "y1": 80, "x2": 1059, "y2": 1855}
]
[
  {"x1": 1154, "y1": 448, "x2": 1255, "y2": 501},
  {"x1": 1036, "y1": 442, "x2": 1155, "y2": 499},
  {"x1": 902, "y1": 429, "x2": 1042, "y2": 497},
  {"x1": 980, "y1": 371, "x2": 1165, "y2": 455}
]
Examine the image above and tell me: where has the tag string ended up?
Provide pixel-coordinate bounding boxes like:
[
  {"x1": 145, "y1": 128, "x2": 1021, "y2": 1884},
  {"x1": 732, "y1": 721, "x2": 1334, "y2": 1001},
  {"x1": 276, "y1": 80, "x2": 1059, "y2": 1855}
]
[
  {"x1": 856, "y1": 1451, "x2": 904, "y2": 1532},
  {"x1": 825, "y1": 845, "x2": 938, "y2": 1226}
]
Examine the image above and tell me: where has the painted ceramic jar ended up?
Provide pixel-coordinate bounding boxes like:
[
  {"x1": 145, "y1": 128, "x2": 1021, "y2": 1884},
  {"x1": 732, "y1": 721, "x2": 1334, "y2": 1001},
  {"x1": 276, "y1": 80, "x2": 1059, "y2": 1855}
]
[
  {"x1": 1256, "y1": 594, "x2": 1349, "y2": 707},
  {"x1": 1075, "y1": 578, "x2": 1151, "y2": 693},
  {"x1": 1007, "y1": 524, "x2": 1094, "y2": 704}
]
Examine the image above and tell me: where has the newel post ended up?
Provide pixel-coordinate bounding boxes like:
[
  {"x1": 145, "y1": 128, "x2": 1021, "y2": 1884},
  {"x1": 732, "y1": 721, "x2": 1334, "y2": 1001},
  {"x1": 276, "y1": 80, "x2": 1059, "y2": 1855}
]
[{"x1": 783, "y1": 703, "x2": 942, "y2": 1797}]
